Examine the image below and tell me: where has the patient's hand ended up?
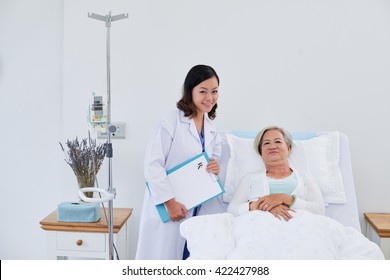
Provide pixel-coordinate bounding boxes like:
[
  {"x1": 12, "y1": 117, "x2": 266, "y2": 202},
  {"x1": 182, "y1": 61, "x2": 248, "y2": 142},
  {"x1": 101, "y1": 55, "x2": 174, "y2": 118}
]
[
  {"x1": 257, "y1": 194, "x2": 291, "y2": 211},
  {"x1": 270, "y1": 205, "x2": 294, "y2": 221},
  {"x1": 165, "y1": 199, "x2": 189, "y2": 222},
  {"x1": 249, "y1": 200, "x2": 262, "y2": 211}
]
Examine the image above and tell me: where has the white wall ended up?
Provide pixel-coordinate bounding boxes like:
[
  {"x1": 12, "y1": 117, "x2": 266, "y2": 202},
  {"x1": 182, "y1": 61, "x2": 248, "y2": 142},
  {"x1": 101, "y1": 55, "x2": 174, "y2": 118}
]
[
  {"x1": 0, "y1": 0, "x2": 63, "y2": 259},
  {"x1": 1, "y1": 0, "x2": 390, "y2": 259}
]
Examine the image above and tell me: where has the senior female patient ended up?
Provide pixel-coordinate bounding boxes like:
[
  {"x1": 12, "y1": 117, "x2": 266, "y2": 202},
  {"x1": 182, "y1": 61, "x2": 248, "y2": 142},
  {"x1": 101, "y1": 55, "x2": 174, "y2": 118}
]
[
  {"x1": 228, "y1": 126, "x2": 325, "y2": 220},
  {"x1": 136, "y1": 65, "x2": 224, "y2": 260}
]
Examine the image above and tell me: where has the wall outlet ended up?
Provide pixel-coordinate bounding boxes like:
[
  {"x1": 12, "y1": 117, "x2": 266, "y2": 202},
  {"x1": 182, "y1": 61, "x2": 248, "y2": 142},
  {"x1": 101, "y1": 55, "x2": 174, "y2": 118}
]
[{"x1": 97, "y1": 122, "x2": 126, "y2": 139}]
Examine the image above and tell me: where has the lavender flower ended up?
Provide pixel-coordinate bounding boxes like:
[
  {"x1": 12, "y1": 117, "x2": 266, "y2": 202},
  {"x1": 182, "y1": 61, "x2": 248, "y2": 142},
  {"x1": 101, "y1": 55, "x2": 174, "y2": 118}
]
[{"x1": 59, "y1": 137, "x2": 105, "y2": 180}]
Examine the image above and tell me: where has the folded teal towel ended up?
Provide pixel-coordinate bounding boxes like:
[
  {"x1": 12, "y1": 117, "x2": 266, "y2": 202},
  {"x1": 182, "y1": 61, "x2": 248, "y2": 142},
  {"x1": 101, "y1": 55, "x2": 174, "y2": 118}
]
[{"x1": 57, "y1": 202, "x2": 100, "y2": 222}]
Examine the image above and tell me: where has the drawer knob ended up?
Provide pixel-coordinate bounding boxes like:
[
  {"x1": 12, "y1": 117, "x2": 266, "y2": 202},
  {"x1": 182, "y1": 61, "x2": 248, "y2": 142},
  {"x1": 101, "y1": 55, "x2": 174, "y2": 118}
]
[{"x1": 76, "y1": 239, "x2": 83, "y2": 246}]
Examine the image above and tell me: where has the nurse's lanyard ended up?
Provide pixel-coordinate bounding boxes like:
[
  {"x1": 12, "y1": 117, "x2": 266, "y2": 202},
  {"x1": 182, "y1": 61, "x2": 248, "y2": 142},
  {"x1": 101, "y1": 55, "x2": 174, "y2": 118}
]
[{"x1": 199, "y1": 126, "x2": 205, "y2": 152}]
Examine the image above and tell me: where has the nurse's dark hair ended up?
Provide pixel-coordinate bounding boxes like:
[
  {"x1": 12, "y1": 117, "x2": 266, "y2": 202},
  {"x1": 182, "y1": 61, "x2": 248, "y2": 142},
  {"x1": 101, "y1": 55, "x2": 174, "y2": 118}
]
[
  {"x1": 254, "y1": 126, "x2": 293, "y2": 156},
  {"x1": 177, "y1": 64, "x2": 219, "y2": 120}
]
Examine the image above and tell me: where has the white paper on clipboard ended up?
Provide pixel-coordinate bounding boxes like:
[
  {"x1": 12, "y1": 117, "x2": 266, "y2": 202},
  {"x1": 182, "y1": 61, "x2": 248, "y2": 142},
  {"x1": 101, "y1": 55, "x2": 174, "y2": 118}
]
[{"x1": 153, "y1": 152, "x2": 225, "y2": 222}]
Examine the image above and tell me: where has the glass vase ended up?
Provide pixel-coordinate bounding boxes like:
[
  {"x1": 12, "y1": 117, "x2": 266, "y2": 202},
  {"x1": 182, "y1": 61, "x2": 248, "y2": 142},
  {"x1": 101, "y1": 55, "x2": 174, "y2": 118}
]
[{"x1": 76, "y1": 175, "x2": 95, "y2": 199}]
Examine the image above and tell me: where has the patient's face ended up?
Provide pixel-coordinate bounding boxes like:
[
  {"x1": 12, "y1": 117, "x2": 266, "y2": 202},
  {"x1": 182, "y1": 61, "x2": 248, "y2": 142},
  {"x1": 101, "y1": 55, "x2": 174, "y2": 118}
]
[{"x1": 261, "y1": 129, "x2": 291, "y2": 165}]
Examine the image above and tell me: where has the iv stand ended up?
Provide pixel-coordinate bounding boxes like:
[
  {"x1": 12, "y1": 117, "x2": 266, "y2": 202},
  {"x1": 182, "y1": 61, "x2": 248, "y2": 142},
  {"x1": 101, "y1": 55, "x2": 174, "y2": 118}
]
[{"x1": 87, "y1": 11, "x2": 128, "y2": 260}]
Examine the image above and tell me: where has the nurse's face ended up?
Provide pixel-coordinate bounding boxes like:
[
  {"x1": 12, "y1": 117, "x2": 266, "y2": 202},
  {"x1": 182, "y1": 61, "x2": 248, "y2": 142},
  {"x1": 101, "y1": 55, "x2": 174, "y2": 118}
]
[{"x1": 192, "y1": 76, "x2": 219, "y2": 114}]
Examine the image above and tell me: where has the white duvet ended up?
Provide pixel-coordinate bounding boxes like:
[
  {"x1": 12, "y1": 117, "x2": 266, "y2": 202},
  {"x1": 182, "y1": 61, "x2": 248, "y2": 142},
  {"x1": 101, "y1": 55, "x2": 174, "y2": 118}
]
[{"x1": 180, "y1": 211, "x2": 384, "y2": 260}]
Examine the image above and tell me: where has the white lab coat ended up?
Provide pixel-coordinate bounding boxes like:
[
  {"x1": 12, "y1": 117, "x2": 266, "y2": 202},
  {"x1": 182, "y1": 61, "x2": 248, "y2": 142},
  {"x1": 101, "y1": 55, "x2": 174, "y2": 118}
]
[{"x1": 135, "y1": 109, "x2": 226, "y2": 260}]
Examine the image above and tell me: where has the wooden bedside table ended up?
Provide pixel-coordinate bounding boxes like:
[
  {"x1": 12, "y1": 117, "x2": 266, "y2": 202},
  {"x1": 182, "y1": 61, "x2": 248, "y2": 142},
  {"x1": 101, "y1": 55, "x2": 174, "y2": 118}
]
[
  {"x1": 40, "y1": 207, "x2": 132, "y2": 260},
  {"x1": 364, "y1": 213, "x2": 390, "y2": 260}
]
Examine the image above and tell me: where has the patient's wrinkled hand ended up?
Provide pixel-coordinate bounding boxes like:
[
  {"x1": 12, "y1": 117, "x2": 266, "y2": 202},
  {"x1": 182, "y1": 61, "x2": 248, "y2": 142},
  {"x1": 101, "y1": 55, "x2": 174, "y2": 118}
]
[
  {"x1": 165, "y1": 199, "x2": 189, "y2": 222},
  {"x1": 249, "y1": 200, "x2": 261, "y2": 211},
  {"x1": 270, "y1": 204, "x2": 294, "y2": 221},
  {"x1": 257, "y1": 194, "x2": 290, "y2": 211}
]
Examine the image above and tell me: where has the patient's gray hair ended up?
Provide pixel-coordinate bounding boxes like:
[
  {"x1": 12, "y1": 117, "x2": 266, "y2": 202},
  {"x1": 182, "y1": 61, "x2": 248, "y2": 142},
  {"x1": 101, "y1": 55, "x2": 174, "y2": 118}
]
[{"x1": 254, "y1": 126, "x2": 293, "y2": 156}]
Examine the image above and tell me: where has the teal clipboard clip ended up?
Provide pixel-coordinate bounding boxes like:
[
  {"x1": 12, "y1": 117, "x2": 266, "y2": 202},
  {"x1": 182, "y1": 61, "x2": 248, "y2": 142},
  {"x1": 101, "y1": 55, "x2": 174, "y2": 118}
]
[{"x1": 146, "y1": 152, "x2": 225, "y2": 223}]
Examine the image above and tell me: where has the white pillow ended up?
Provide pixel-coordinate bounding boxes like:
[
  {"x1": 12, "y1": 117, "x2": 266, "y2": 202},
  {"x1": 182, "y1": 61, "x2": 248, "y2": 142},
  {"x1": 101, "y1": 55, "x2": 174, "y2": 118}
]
[{"x1": 223, "y1": 132, "x2": 346, "y2": 205}]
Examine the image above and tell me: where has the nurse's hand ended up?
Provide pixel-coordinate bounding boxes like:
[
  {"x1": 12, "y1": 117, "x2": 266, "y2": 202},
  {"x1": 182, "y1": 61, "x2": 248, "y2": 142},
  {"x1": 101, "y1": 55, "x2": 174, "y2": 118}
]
[
  {"x1": 165, "y1": 199, "x2": 189, "y2": 222},
  {"x1": 206, "y1": 157, "x2": 220, "y2": 175}
]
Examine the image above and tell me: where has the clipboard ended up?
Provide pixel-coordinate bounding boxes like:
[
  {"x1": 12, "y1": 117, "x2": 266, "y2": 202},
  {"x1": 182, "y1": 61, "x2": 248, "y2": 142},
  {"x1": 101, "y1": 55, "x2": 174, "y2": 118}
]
[{"x1": 147, "y1": 152, "x2": 225, "y2": 223}]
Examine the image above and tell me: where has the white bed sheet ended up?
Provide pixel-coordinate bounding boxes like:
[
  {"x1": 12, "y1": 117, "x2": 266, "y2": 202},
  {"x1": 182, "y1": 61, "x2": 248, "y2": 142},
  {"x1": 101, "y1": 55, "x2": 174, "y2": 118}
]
[{"x1": 180, "y1": 211, "x2": 384, "y2": 260}]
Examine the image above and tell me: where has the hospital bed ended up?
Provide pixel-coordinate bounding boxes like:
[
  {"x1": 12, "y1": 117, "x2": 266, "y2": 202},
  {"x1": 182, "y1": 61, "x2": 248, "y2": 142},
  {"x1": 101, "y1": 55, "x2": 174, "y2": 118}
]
[{"x1": 180, "y1": 131, "x2": 384, "y2": 259}]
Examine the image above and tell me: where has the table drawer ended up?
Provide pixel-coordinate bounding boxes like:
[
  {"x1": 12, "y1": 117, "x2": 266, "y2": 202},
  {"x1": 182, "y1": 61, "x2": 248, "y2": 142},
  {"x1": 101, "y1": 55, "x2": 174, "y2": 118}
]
[{"x1": 56, "y1": 231, "x2": 106, "y2": 252}]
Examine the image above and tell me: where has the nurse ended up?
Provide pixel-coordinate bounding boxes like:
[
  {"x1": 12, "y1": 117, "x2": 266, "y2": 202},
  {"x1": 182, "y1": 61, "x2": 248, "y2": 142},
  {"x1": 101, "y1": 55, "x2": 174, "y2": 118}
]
[{"x1": 135, "y1": 65, "x2": 224, "y2": 260}]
